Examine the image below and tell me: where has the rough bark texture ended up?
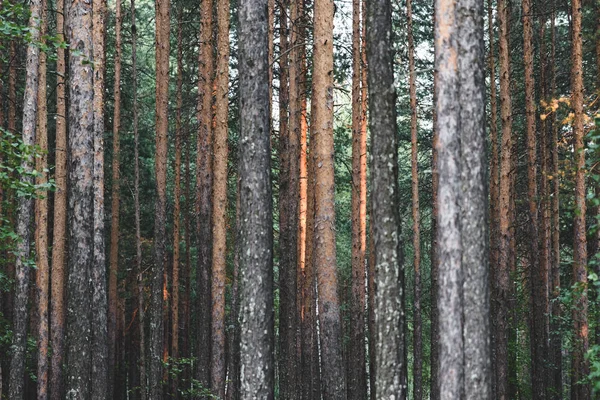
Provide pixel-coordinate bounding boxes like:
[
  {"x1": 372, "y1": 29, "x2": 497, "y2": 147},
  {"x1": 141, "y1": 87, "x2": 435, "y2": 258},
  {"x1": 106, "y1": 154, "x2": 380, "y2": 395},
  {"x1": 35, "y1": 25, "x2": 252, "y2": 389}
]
[
  {"x1": 311, "y1": 0, "x2": 347, "y2": 398},
  {"x1": 349, "y1": 0, "x2": 368, "y2": 397},
  {"x1": 50, "y1": 0, "x2": 67, "y2": 394},
  {"x1": 35, "y1": 5, "x2": 49, "y2": 397},
  {"x1": 211, "y1": 0, "x2": 230, "y2": 396},
  {"x1": 366, "y1": 0, "x2": 406, "y2": 397},
  {"x1": 109, "y1": 0, "x2": 123, "y2": 394},
  {"x1": 65, "y1": 0, "x2": 95, "y2": 394},
  {"x1": 196, "y1": 0, "x2": 214, "y2": 388},
  {"x1": 8, "y1": 0, "x2": 42, "y2": 396},
  {"x1": 407, "y1": 0, "x2": 422, "y2": 397},
  {"x1": 570, "y1": 0, "x2": 590, "y2": 397},
  {"x1": 495, "y1": 0, "x2": 512, "y2": 396},
  {"x1": 151, "y1": 0, "x2": 171, "y2": 394},
  {"x1": 238, "y1": 2, "x2": 275, "y2": 397}
]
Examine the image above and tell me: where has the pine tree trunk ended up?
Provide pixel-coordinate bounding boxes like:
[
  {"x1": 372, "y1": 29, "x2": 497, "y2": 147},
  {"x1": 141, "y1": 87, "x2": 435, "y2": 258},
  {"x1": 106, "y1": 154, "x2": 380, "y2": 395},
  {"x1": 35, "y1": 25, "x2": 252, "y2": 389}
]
[
  {"x1": 50, "y1": 0, "x2": 67, "y2": 394},
  {"x1": 8, "y1": 0, "x2": 42, "y2": 395},
  {"x1": 407, "y1": 0, "x2": 422, "y2": 397},
  {"x1": 366, "y1": 0, "x2": 406, "y2": 397},
  {"x1": 65, "y1": 0, "x2": 95, "y2": 394},
  {"x1": 211, "y1": 0, "x2": 230, "y2": 395},
  {"x1": 196, "y1": 0, "x2": 214, "y2": 388},
  {"x1": 495, "y1": 0, "x2": 512, "y2": 396},
  {"x1": 35, "y1": 5, "x2": 49, "y2": 397},
  {"x1": 151, "y1": 0, "x2": 171, "y2": 394},
  {"x1": 109, "y1": 0, "x2": 123, "y2": 394},
  {"x1": 238, "y1": 2, "x2": 275, "y2": 396},
  {"x1": 570, "y1": 0, "x2": 590, "y2": 397},
  {"x1": 311, "y1": 0, "x2": 346, "y2": 397}
]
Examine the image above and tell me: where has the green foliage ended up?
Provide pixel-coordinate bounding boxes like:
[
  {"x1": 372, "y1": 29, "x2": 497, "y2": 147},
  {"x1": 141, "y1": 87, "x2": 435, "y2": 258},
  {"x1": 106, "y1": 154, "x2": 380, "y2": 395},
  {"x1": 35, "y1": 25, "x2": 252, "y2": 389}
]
[{"x1": 162, "y1": 357, "x2": 218, "y2": 398}]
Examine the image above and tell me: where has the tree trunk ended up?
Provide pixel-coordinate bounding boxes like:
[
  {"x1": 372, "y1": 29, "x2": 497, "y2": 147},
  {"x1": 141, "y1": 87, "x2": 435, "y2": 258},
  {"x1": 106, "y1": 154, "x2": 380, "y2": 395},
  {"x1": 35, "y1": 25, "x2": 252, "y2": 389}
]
[
  {"x1": 311, "y1": 0, "x2": 346, "y2": 398},
  {"x1": 366, "y1": 0, "x2": 406, "y2": 397},
  {"x1": 65, "y1": 0, "x2": 95, "y2": 394},
  {"x1": 50, "y1": 0, "x2": 67, "y2": 395},
  {"x1": 151, "y1": 0, "x2": 170, "y2": 394},
  {"x1": 407, "y1": 0, "x2": 422, "y2": 397},
  {"x1": 8, "y1": 0, "x2": 42, "y2": 395},
  {"x1": 8, "y1": 38, "x2": 17, "y2": 134},
  {"x1": 196, "y1": 0, "x2": 214, "y2": 388},
  {"x1": 570, "y1": 0, "x2": 590, "y2": 397},
  {"x1": 238, "y1": 2, "x2": 275, "y2": 397},
  {"x1": 109, "y1": 0, "x2": 123, "y2": 394},
  {"x1": 35, "y1": 4, "x2": 49, "y2": 397},
  {"x1": 211, "y1": 0, "x2": 230, "y2": 396},
  {"x1": 495, "y1": 0, "x2": 512, "y2": 396}
]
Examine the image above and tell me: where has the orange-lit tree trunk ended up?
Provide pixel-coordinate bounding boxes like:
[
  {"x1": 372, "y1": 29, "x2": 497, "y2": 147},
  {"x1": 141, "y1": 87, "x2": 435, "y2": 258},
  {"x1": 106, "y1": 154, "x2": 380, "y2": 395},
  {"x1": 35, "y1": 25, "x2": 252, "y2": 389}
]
[
  {"x1": 151, "y1": 0, "x2": 171, "y2": 393},
  {"x1": 50, "y1": 0, "x2": 67, "y2": 394},
  {"x1": 196, "y1": 0, "x2": 214, "y2": 388},
  {"x1": 108, "y1": 0, "x2": 123, "y2": 394},
  {"x1": 8, "y1": 0, "x2": 42, "y2": 395},
  {"x1": 211, "y1": 0, "x2": 230, "y2": 396},
  {"x1": 570, "y1": 0, "x2": 590, "y2": 397},
  {"x1": 35, "y1": 5, "x2": 49, "y2": 397},
  {"x1": 311, "y1": 0, "x2": 346, "y2": 397}
]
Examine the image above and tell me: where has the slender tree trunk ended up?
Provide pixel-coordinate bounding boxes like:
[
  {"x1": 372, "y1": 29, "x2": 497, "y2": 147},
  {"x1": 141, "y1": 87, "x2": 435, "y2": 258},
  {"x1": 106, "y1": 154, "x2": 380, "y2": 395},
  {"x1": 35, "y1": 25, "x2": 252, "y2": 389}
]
[
  {"x1": 8, "y1": 38, "x2": 17, "y2": 134},
  {"x1": 367, "y1": 216, "x2": 376, "y2": 400},
  {"x1": 495, "y1": 0, "x2": 512, "y2": 396},
  {"x1": 211, "y1": 0, "x2": 230, "y2": 396},
  {"x1": 131, "y1": 0, "x2": 146, "y2": 395},
  {"x1": 151, "y1": 0, "x2": 171, "y2": 394},
  {"x1": 50, "y1": 0, "x2": 67, "y2": 394},
  {"x1": 171, "y1": 8, "x2": 183, "y2": 398},
  {"x1": 35, "y1": 5, "x2": 49, "y2": 397},
  {"x1": 349, "y1": 0, "x2": 367, "y2": 397},
  {"x1": 8, "y1": 0, "x2": 42, "y2": 395},
  {"x1": 407, "y1": 0, "x2": 422, "y2": 397},
  {"x1": 109, "y1": 0, "x2": 123, "y2": 394},
  {"x1": 571, "y1": 0, "x2": 589, "y2": 397},
  {"x1": 311, "y1": 0, "x2": 346, "y2": 397},
  {"x1": 366, "y1": 0, "x2": 406, "y2": 397},
  {"x1": 196, "y1": 0, "x2": 214, "y2": 388},
  {"x1": 65, "y1": 0, "x2": 94, "y2": 394},
  {"x1": 238, "y1": 3, "x2": 275, "y2": 397}
]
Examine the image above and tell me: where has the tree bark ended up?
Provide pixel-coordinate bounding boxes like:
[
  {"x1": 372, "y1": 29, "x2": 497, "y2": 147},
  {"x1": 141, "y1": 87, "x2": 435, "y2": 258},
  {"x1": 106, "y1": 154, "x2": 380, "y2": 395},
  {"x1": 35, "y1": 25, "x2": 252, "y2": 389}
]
[
  {"x1": 211, "y1": 0, "x2": 230, "y2": 396},
  {"x1": 196, "y1": 0, "x2": 214, "y2": 388},
  {"x1": 571, "y1": 0, "x2": 590, "y2": 397},
  {"x1": 366, "y1": 0, "x2": 406, "y2": 397},
  {"x1": 8, "y1": 0, "x2": 42, "y2": 396},
  {"x1": 109, "y1": 0, "x2": 123, "y2": 394},
  {"x1": 35, "y1": 4, "x2": 49, "y2": 397},
  {"x1": 238, "y1": 2, "x2": 275, "y2": 397},
  {"x1": 151, "y1": 0, "x2": 171, "y2": 394},
  {"x1": 311, "y1": 0, "x2": 346, "y2": 397}
]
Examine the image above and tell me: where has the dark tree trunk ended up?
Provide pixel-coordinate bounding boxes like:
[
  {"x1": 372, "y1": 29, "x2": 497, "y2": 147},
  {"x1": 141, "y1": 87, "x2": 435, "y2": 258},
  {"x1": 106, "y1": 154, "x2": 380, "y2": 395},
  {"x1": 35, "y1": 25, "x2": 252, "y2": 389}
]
[
  {"x1": 238, "y1": 2, "x2": 275, "y2": 397},
  {"x1": 366, "y1": 0, "x2": 406, "y2": 397}
]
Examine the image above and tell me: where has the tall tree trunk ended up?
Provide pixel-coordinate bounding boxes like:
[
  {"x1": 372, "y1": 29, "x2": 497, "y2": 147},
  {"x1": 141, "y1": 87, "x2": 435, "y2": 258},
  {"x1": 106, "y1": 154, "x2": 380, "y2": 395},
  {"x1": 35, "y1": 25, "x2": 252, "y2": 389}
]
[
  {"x1": 151, "y1": 0, "x2": 171, "y2": 394},
  {"x1": 131, "y1": 0, "x2": 146, "y2": 395},
  {"x1": 50, "y1": 0, "x2": 67, "y2": 394},
  {"x1": 495, "y1": 0, "x2": 512, "y2": 396},
  {"x1": 407, "y1": 0, "x2": 422, "y2": 397},
  {"x1": 171, "y1": 8, "x2": 183, "y2": 397},
  {"x1": 238, "y1": 2, "x2": 275, "y2": 397},
  {"x1": 35, "y1": 4, "x2": 49, "y2": 397},
  {"x1": 211, "y1": 0, "x2": 230, "y2": 396},
  {"x1": 349, "y1": 0, "x2": 367, "y2": 397},
  {"x1": 65, "y1": 0, "x2": 94, "y2": 394},
  {"x1": 8, "y1": 0, "x2": 42, "y2": 395},
  {"x1": 311, "y1": 0, "x2": 346, "y2": 397},
  {"x1": 196, "y1": 0, "x2": 214, "y2": 388},
  {"x1": 522, "y1": 0, "x2": 547, "y2": 395},
  {"x1": 109, "y1": 0, "x2": 123, "y2": 394},
  {"x1": 366, "y1": 0, "x2": 406, "y2": 397},
  {"x1": 8, "y1": 38, "x2": 17, "y2": 134},
  {"x1": 570, "y1": 0, "x2": 590, "y2": 397}
]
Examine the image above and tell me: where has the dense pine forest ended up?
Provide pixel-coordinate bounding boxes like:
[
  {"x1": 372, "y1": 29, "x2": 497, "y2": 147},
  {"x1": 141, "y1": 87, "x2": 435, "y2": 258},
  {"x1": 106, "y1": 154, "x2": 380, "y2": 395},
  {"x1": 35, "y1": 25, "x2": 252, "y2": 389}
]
[{"x1": 0, "y1": 0, "x2": 599, "y2": 398}]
